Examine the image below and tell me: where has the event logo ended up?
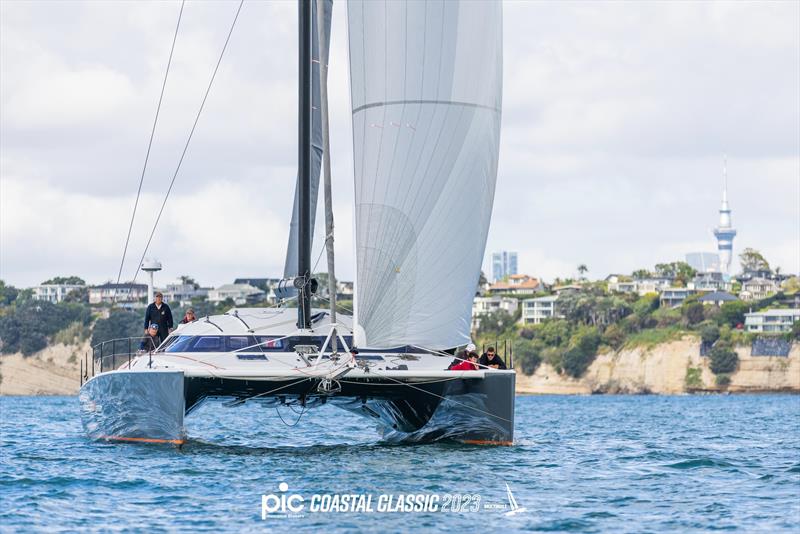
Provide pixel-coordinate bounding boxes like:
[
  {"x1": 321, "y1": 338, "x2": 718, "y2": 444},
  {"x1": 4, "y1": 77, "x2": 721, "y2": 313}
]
[
  {"x1": 504, "y1": 483, "x2": 526, "y2": 516},
  {"x1": 262, "y1": 483, "x2": 305, "y2": 519},
  {"x1": 261, "y1": 482, "x2": 524, "y2": 519}
]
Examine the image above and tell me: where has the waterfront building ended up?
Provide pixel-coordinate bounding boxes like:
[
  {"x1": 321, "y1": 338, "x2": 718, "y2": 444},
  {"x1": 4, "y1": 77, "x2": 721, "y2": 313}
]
[
  {"x1": 713, "y1": 163, "x2": 737, "y2": 274},
  {"x1": 553, "y1": 284, "x2": 584, "y2": 296},
  {"x1": 89, "y1": 283, "x2": 148, "y2": 305},
  {"x1": 520, "y1": 295, "x2": 562, "y2": 325},
  {"x1": 491, "y1": 251, "x2": 518, "y2": 282},
  {"x1": 207, "y1": 283, "x2": 265, "y2": 306},
  {"x1": 697, "y1": 291, "x2": 738, "y2": 307},
  {"x1": 488, "y1": 274, "x2": 541, "y2": 296},
  {"x1": 471, "y1": 296, "x2": 519, "y2": 330},
  {"x1": 162, "y1": 282, "x2": 208, "y2": 308},
  {"x1": 744, "y1": 309, "x2": 800, "y2": 333},
  {"x1": 689, "y1": 272, "x2": 732, "y2": 292},
  {"x1": 739, "y1": 278, "x2": 780, "y2": 301},
  {"x1": 233, "y1": 278, "x2": 282, "y2": 292},
  {"x1": 685, "y1": 252, "x2": 721, "y2": 273},
  {"x1": 659, "y1": 287, "x2": 698, "y2": 308},
  {"x1": 32, "y1": 283, "x2": 85, "y2": 304}
]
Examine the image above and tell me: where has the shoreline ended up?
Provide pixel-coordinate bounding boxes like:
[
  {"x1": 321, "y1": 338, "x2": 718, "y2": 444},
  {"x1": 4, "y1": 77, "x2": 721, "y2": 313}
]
[{"x1": 2, "y1": 338, "x2": 797, "y2": 396}]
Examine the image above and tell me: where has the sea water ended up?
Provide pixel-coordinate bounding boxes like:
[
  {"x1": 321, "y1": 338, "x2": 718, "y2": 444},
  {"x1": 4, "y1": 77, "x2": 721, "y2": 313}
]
[{"x1": 1, "y1": 395, "x2": 798, "y2": 532}]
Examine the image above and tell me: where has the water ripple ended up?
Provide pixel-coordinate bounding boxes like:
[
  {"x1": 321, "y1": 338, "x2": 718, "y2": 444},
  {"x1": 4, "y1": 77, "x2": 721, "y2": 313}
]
[{"x1": 1, "y1": 395, "x2": 798, "y2": 532}]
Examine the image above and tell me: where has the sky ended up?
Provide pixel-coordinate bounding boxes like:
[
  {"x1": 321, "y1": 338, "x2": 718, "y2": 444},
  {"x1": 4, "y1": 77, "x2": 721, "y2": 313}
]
[{"x1": 1, "y1": 0, "x2": 798, "y2": 289}]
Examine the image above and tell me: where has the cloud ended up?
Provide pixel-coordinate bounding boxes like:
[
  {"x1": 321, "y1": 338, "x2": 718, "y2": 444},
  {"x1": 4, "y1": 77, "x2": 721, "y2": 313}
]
[{"x1": 1, "y1": 0, "x2": 798, "y2": 289}]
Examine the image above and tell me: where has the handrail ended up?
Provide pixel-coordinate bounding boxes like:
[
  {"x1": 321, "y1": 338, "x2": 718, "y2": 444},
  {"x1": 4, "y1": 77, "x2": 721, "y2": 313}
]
[{"x1": 84, "y1": 336, "x2": 154, "y2": 386}]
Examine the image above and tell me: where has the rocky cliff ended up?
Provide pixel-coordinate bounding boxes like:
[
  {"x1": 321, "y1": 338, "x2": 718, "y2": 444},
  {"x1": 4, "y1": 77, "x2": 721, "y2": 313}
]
[{"x1": 516, "y1": 337, "x2": 800, "y2": 394}]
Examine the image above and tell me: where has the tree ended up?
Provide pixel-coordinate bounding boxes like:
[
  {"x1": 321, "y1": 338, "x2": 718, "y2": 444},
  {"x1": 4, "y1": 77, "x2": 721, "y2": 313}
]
[
  {"x1": 0, "y1": 300, "x2": 91, "y2": 355},
  {"x1": 179, "y1": 275, "x2": 200, "y2": 290},
  {"x1": 654, "y1": 261, "x2": 696, "y2": 285},
  {"x1": 709, "y1": 346, "x2": 739, "y2": 374},
  {"x1": 561, "y1": 326, "x2": 601, "y2": 378},
  {"x1": 682, "y1": 301, "x2": 705, "y2": 326},
  {"x1": 63, "y1": 286, "x2": 89, "y2": 303},
  {"x1": 513, "y1": 338, "x2": 543, "y2": 375},
  {"x1": 700, "y1": 324, "x2": 720, "y2": 345},
  {"x1": 0, "y1": 281, "x2": 19, "y2": 307},
  {"x1": 42, "y1": 276, "x2": 86, "y2": 285},
  {"x1": 782, "y1": 276, "x2": 800, "y2": 294},
  {"x1": 631, "y1": 269, "x2": 651, "y2": 280},
  {"x1": 91, "y1": 309, "x2": 142, "y2": 348},
  {"x1": 577, "y1": 264, "x2": 588, "y2": 278},
  {"x1": 716, "y1": 301, "x2": 749, "y2": 328},
  {"x1": 476, "y1": 310, "x2": 516, "y2": 336},
  {"x1": 739, "y1": 248, "x2": 770, "y2": 273},
  {"x1": 476, "y1": 270, "x2": 488, "y2": 296}
]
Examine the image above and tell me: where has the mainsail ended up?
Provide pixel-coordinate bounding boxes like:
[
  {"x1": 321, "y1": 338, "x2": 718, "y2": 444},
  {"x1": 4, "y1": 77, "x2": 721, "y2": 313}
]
[
  {"x1": 347, "y1": 0, "x2": 503, "y2": 349},
  {"x1": 284, "y1": 0, "x2": 333, "y2": 279}
]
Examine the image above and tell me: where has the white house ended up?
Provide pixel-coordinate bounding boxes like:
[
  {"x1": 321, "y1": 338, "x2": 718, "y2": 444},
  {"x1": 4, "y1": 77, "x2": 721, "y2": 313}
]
[
  {"x1": 161, "y1": 281, "x2": 209, "y2": 307},
  {"x1": 32, "y1": 283, "x2": 85, "y2": 303},
  {"x1": 471, "y1": 296, "x2": 518, "y2": 330},
  {"x1": 207, "y1": 283, "x2": 265, "y2": 306},
  {"x1": 744, "y1": 309, "x2": 800, "y2": 333},
  {"x1": 659, "y1": 288, "x2": 697, "y2": 308},
  {"x1": 89, "y1": 283, "x2": 148, "y2": 305},
  {"x1": 689, "y1": 272, "x2": 732, "y2": 292},
  {"x1": 520, "y1": 295, "x2": 562, "y2": 325},
  {"x1": 488, "y1": 274, "x2": 541, "y2": 296},
  {"x1": 739, "y1": 278, "x2": 780, "y2": 301}
]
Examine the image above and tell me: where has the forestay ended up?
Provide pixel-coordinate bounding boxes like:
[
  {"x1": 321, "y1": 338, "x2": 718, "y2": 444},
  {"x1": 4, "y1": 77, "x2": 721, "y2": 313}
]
[{"x1": 347, "y1": 0, "x2": 503, "y2": 349}]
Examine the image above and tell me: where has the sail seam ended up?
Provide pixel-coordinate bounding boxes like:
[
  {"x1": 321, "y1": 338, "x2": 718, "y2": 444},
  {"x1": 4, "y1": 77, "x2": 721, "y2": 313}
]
[{"x1": 352, "y1": 99, "x2": 499, "y2": 114}]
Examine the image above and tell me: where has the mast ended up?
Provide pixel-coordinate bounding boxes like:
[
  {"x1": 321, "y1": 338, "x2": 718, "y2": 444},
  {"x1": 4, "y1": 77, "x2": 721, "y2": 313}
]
[
  {"x1": 316, "y1": 0, "x2": 337, "y2": 349},
  {"x1": 298, "y1": 0, "x2": 312, "y2": 329}
]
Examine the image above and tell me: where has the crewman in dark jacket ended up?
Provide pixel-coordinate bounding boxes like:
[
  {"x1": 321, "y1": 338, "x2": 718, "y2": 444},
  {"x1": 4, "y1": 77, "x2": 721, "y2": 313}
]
[
  {"x1": 143, "y1": 292, "x2": 173, "y2": 345},
  {"x1": 479, "y1": 347, "x2": 507, "y2": 369}
]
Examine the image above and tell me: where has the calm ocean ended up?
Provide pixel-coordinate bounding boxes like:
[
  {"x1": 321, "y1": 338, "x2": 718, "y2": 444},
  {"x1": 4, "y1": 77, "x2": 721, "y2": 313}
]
[{"x1": 1, "y1": 394, "x2": 798, "y2": 532}]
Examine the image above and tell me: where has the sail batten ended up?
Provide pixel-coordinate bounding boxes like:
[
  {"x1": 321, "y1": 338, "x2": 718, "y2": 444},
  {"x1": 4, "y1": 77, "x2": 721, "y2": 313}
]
[{"x1": 348, "y1": 0, "x2": 502, "y2": 350}]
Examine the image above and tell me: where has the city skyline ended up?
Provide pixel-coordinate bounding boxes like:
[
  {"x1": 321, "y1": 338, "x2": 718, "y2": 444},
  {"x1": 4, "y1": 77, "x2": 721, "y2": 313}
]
[{"x1": 1, "y1": 1, "x2": 798, "y2": 288}]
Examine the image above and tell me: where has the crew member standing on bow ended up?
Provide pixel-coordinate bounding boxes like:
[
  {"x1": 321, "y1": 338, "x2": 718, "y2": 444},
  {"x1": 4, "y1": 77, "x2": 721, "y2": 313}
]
[{"x1": 143, "y1": 291, "x2": 173, "y2": 345}]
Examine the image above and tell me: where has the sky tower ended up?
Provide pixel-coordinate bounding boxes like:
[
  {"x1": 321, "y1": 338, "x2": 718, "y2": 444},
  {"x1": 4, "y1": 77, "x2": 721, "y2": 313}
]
[{"x1": 713, "y1": 158, "x2": 737, "y2": 274}]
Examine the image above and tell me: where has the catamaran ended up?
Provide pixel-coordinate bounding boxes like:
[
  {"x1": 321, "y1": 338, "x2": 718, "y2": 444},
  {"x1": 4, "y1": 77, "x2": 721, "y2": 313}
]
[{"x1": 79, "y1": 0, "x2": 514, "y2": 446}]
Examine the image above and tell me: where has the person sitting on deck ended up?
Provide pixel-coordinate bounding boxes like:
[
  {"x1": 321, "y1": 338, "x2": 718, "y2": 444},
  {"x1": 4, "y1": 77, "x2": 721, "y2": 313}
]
[
  {"x1": 140, "y1": 324, "x2": 160, "y2": 352},
  {"x1": 479, "y1": 346, "x2": 507, "y2": 370},
  {"x1": 450, "y1": 352, "x2": 480, "y2": 371},
  {"x1": 180, "y1": 308, "x2": 197, "y2": 324},
  {"x1": 448, "y1": 343, "x2": 477, "y2": 369}
]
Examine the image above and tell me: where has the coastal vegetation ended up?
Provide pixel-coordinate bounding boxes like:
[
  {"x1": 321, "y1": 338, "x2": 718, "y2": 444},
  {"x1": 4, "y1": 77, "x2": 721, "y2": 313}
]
[{"x1": 474, "y1": 259, "x2": 798, "y2": 380}]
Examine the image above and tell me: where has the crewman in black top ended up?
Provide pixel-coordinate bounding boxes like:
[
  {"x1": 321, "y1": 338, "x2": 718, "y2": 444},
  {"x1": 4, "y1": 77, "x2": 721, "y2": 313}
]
[
  {"x1": 479, "y1": 346, "x2": 507, "y2": 369},
  {"x1": 143, "y1": 291, "x2": 173, "y2": 345}
]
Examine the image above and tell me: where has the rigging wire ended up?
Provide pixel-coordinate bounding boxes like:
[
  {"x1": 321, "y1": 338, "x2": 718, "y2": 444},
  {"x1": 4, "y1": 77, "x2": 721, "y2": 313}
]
[
  {"x1": 130, "y1": 0, "x2": 245, "y2": 284},
  {"x1": 113, "y1": 0, "x2": 185, "y2": 299}
]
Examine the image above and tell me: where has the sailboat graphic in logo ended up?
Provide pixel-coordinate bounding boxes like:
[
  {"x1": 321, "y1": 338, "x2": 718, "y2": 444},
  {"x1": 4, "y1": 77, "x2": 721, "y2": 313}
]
[{"x1": 505, "y1": 483, "x2": 527, "y2": 516}]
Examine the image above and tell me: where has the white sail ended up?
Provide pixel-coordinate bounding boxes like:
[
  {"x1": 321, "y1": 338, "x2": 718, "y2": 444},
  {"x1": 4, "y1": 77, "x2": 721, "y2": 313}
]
[
  {"x1": 347, "y1": 0, "x2": 503, "y2": 349},
  {"x1": 284, "y1": 0, "x2": 333, "y2": 279}
]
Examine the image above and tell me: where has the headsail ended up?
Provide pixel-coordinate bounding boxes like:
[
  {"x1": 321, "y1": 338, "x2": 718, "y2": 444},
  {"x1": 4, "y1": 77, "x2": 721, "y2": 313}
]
[
  {"x1": 284, "y1": 0, "x2": 333, "y2": 279},
  {"x1": 347, "y1": 0, "x2": 503, "y2": 349}
]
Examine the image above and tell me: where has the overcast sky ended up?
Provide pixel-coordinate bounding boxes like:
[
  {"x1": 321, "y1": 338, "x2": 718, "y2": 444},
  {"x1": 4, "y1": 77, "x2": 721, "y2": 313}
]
[{"x1": 1, "y1": 0, "x2": 798, "y2": 289}]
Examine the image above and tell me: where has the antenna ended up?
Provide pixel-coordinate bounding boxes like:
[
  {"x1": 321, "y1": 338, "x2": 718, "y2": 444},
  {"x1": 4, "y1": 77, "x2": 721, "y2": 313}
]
[{"x1": 723, "y1": 153, "x2": 728, "y2": 202}]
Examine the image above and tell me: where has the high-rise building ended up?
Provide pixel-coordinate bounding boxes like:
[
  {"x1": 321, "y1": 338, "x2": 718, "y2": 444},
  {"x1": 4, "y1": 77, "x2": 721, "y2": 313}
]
[
  {"x1": 491, "y1": 251, "x2": 518, "y2": 282},
  {"x1": 685, "y1": 252, "x2": 720, "y2": 273},
  {"x1": 713, "y1": 161, "x2": 737, "y2": 274}
]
